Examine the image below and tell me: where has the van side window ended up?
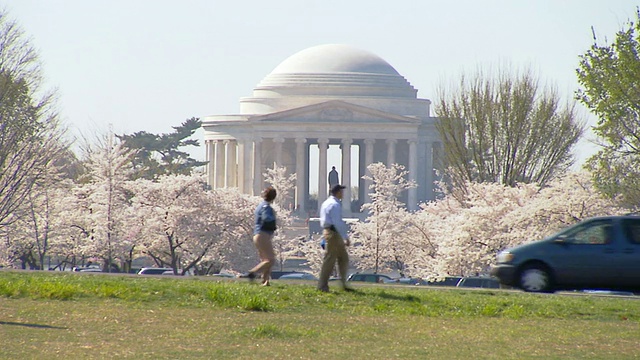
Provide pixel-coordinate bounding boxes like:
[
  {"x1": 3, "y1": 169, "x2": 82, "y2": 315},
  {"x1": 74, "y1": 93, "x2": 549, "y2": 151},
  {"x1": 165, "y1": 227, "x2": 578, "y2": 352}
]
[
  {"x1": 622, "y1": 219, "x2": 640, "y2": 244},
  {"x1": 364, "y1": 275, "x2": 377, "y2": 283},
  {"x1": 567, "y1": 220, "x2": 612, "y2": 245}
]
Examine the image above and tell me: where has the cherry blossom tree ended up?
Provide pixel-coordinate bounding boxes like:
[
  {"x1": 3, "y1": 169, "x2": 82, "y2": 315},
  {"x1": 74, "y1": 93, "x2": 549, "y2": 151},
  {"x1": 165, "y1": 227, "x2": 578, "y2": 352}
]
[
  {"x1": 6, "y1": 176, "x2": 74, "y2": 270},
  {"x1": 0, "y1": 146, "x2": 81, "y2": 270},
  {"x1": 350, "y1": 163, "x2": 415, "y2": 274},
  {"x1": 71, "y1": 132, "x2": 137, "y2": 271},
  {"x1": 202, "y1": 187, "x2": 259, "y2": 274},
  {"x1": 405, "y1": 170, "x2": 625, "y2": 278},
  {"x1": 0, "y1": 232, "x2": 8, "y2": 267},
  {"x1": 406, "y1": 180, "x2": 539, "y2": 278},
  {"x1": 506, "y1": 171, "x2": 626, "y2": 246},
  {"x1": 129, "y1": 175, "x2": 258, "y2": 275},
  {"x1": 298, "y1": 233, "x2": 325, "y2": 275},
  {"x1": 54, "y1": 183, "x2": 104, "y2": 269},
  {"x1": 263, "y1": 165, "x2": 296, "y2": 211},
  {"x1": 0, "y1": 222, "x2": 38, "y2": 269},
  {"x1": 130, "y1": 175, "x2": 213, "y2": 275}
]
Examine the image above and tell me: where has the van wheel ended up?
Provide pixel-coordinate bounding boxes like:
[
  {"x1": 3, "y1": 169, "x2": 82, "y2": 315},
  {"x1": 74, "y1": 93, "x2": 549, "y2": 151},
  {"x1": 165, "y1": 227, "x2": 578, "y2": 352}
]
[{"x1": 519, "y1": 265, "x2": 553, "y2": 293}]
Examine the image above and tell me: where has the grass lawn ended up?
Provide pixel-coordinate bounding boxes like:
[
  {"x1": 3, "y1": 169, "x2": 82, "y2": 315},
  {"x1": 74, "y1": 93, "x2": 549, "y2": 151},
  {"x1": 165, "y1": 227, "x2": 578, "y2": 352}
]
[{"x1": 1, "y1": 271, "x2": 639, "y2": 359}]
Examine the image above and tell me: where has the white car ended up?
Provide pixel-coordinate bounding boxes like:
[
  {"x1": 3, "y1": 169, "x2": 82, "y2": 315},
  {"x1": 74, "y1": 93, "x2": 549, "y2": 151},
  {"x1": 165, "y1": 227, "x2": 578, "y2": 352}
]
[
  {"x1": 72, "y1": 266, "x2": 102, "y2": 273},
  {"x1": 137, "y1": 267, "x2": 173, "y2": 275},
  {"x1": 211, "y1": 273, "x2": 235, "y2": 278}
]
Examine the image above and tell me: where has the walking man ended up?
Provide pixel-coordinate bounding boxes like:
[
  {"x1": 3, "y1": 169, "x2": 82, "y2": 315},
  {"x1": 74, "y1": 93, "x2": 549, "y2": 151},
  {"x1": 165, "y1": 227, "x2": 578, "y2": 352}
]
[{"x1": 317, "y1": 184, "x2": 353, "y2": 292}]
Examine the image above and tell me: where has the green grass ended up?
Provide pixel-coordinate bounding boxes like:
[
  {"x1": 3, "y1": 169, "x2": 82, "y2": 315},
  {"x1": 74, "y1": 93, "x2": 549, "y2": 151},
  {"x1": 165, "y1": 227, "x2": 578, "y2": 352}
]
[{"x1": 1, "y1": 271, "x2": 639, "y2": 359}]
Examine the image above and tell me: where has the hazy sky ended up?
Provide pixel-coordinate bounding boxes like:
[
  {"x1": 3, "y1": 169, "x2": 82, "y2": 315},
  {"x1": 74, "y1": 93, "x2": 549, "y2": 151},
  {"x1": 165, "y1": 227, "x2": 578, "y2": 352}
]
[{"x1": 5, "y1": 1, "x2": 636, "y2": 164}]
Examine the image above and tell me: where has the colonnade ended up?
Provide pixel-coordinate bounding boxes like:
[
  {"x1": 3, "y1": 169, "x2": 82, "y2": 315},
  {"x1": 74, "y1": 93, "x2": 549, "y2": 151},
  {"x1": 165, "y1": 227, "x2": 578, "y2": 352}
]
[{"x1": 205, "y1": 136, "x2": 436, "y2": 214}]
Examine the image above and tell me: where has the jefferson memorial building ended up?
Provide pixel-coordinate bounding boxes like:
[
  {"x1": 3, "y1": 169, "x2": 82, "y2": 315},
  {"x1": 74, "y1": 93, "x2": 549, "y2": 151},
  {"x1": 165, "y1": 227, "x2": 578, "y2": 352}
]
[{"x1": 201, "y1": 44, "x2": 442, "y2": 216}]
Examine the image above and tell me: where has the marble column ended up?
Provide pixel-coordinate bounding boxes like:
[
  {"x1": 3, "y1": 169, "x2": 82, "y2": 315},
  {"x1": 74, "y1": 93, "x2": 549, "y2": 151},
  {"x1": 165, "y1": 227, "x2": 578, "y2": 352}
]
[
  {"x1": 215, "y1": 140, "x2": 225, "y2": 189},
  {"x1": 363, "y1": 138, "x2": 375, "y2": 205},
  {"x1": 225, "y1": 140, "x2": 237, "y2": 187},
  {"x1": 341, "y1": 138, "x2": 353, "y2": 217},
  {"x1": 237, "y1": 139, "x2": 246, "y2": 193},
  {"x1": 408, "y1": 139, "x2": 418, "y2": 211},
  {"x1": 386, "y1": 139, "x2": 397, "y2": 167},
  {"x1": 424, "y1": 140, "x2": 434, "y2": 201},
  {"x1": 295, "y1": 138, "x2": 307, "y2": 215},
  {"x1": 238, "y1": 138, "x2": 252, "y2": 194},
  {"x1": 317, "y1": 138, "x2": 329, "y2": 211},
  {"x1": 274, "y1": 137, "x2": 284, "y2": 168},
  {"x1": 253, "y1": 137, "x2": 263, "y2": 195},
  {"x1": 206, "y1": 140, "x2": 215, "y2": 189}
]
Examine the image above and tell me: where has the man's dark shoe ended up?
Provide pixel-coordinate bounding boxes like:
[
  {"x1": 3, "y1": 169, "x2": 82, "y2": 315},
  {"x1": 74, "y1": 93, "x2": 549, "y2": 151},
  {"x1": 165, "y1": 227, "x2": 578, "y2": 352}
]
[
  {"x1": 318, "y1": 286, "x2": 330, "y2": 293},
  {"x1": 343, "y1": 287, "x2": 356, "y2": 292}
]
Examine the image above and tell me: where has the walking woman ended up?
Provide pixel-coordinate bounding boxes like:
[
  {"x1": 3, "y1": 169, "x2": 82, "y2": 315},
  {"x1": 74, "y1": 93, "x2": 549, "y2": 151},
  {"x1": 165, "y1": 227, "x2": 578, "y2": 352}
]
[{"x1": 246, "y1": 186, "x2": 277, "y2": 286}]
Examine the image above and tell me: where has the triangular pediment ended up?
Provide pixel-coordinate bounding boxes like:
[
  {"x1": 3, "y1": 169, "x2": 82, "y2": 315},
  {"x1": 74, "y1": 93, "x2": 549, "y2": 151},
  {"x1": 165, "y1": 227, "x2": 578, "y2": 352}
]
[{"x1": 249, "y1": 100, "x2": 420, "y2": 124}]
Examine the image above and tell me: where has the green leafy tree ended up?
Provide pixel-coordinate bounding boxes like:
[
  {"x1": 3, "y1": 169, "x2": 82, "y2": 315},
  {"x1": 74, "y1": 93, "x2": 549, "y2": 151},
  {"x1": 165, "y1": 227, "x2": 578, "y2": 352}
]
[
  {"x1": 435, "y1": 67, "x2": 584, "y2": 192},
  {"x1": 117, "y1": 117, "x2": 206, "y2": 180},
  {"x1": 576, "y1": 9, "x2": 640, "y2": 209}
]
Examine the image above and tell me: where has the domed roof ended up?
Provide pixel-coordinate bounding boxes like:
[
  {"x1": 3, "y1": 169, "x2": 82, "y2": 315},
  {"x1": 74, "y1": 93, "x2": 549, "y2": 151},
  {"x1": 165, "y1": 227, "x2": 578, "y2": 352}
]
[
  {"x1": 254, "y1": 44, "x2": 417, "y2": 98},
  {"x1": 270, "y1": 44, "x2": 400, "y2": 75}
]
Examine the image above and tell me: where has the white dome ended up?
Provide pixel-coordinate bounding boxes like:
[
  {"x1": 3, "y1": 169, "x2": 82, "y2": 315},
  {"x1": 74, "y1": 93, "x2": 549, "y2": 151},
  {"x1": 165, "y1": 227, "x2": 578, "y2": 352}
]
[
  {"x1": 253, "y1": 44, "x2": 417, "y2": 98},
  {"x1": 271, "y1": 44, "x2": 400, "y2": 75}
]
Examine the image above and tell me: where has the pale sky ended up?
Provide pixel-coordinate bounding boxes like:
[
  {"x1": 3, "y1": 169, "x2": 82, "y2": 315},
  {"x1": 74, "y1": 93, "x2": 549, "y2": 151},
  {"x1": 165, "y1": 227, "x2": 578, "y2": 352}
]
[{"x1": 5, "y1": 0, "x2": 636, "y2": 168}]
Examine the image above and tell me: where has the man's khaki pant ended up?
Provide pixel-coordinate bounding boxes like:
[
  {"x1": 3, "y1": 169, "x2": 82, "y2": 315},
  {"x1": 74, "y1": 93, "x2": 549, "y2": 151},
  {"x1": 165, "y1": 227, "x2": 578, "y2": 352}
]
[{"x1": 317, "y1": 229, "x2": 349, "y2": 290}]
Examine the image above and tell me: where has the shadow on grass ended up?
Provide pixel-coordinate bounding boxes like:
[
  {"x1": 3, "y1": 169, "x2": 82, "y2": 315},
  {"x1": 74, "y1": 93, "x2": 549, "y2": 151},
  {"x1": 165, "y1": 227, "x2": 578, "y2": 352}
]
[
  {"x1": 374, "y1": 291, "x2": 421, "y2": 302},
  {"x1": 336, "y1": 288, "x2": 421, "y2": 303},
  {"x1": 0, "y1": 321, "x2": 67, "y2": 329}
]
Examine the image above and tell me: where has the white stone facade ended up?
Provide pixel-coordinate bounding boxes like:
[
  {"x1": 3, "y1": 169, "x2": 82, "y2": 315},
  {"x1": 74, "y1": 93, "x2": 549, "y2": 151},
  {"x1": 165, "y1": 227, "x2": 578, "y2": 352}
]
[{"x1": 201, "y1": 44, "x2": 442, "y2": 216}]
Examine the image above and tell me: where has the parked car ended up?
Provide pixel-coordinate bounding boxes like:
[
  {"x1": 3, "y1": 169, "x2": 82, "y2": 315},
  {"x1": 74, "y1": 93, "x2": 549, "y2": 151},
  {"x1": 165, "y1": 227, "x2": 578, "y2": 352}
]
[
  {"x1": 165, "y1": 269, "x2": 193, "y2": 276},
  {"x1": 581, "y1": 290, "x2": 635, "y2": 296},
  {"x1": 426, "y1": 276, "x2": 462, "y2": 287},
  {"x1": 137, "y1": 267, "x2": 173, "y2": 275},
  {"x1": 279, "y1": 272, "x2": 317, "y2": 281},
  {"x1": 491, "y1": 215, "x2": 640, "y2": 293},
  {"x1": 162, "y1": 270, "x2": 175, "y2": 275},
  {"x1": 73, "y1": 266, "x2": 102, "y2": 273},
  {"x1": 387, "y1": 277, "x2": 428, "y2": 286},
  {"x1": 347, "y1": 273, "x2": 395, "y2": 283},
  {"x1": 211, "y1": 272, "x2": 235, "y2": 278},
  {"x1": 269, "y1": 271, "x2": 304, "y2": 279},
  {"x1": 456, "y1": 276, "x2": 501, "y2": 289}
]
